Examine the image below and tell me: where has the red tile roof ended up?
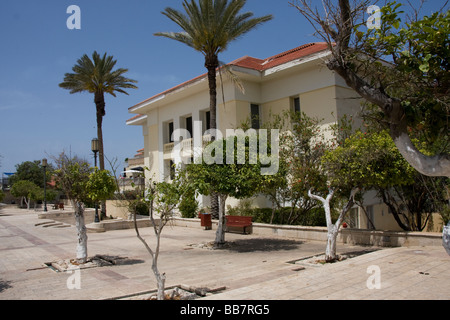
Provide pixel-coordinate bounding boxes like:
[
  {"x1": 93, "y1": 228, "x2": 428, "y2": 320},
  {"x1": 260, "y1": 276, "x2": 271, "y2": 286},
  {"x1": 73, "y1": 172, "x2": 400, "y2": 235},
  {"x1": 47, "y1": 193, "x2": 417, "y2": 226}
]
[
  {"x1": 129, "y1": 43, "x2": 330, "y2": 112},
  {"x1": 126, "y1": 113, "x2": 146, "y2": 123},
  {"x1": 230, "y1": 42, "x2": 330, "y2": 71}
]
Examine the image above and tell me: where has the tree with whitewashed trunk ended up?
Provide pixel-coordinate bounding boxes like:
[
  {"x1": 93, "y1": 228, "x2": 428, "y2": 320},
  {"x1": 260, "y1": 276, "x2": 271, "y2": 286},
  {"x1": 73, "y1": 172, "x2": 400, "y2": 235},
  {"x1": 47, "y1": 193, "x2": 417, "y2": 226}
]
[
  {"x1": 308, "y1": 188, "x2": 358, "y2": 262},
  {"x1": 291, "y1": 0, "x2": 450, "y2": 178},
  {"x1": 10, "y1": 180, "x2": 40, "y2": 210},
  {"x1": 185, "y1": 134, "x2": 268, "y2": 247},
  {"x1": 54, "y1": 153, "x2": 116, "y2": 263},
  {"x1": 133, "y1": 178, "x2": 184, "y2": 300}
]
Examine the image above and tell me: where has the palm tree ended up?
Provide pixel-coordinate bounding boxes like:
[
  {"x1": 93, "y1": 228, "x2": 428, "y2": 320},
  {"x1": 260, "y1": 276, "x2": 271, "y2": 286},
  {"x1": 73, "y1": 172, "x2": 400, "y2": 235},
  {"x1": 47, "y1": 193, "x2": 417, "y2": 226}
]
[
  {"x1": 59, "y1": 51, "x2": 138, "y2": 171},
  {"x1": 155, "y1": 0, "x2": 272, "y2": 217}
]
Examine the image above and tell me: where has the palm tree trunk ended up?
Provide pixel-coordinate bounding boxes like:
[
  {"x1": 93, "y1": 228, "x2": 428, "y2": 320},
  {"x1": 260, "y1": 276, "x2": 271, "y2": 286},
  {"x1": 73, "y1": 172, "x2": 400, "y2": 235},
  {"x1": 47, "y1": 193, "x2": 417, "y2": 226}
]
[
  {"x1": 205, "y1": 54, "x2": 218, "y2": 132},
  {"x1": 95, "y1": 91, "x2": 107, "y2": 219},
  {"x1": 205, "y1": 54, "x2": 220, "y2": 219},
  {"x1": 94, "y1": 91, "x2": 106, "y2": 171}
]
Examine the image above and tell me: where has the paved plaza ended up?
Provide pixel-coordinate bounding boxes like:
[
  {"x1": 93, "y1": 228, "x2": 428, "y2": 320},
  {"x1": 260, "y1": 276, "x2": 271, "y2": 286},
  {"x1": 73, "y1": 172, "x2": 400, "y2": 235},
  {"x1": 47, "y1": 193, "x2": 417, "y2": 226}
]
[{"x1": 0, "y1": 206, "x2": 449, "y2": 301}]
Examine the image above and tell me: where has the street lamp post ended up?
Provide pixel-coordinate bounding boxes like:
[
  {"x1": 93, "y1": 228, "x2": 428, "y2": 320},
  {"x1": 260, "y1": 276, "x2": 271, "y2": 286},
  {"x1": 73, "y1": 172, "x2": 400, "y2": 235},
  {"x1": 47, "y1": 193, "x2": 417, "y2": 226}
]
[
  {"x1": 42, "y1": 158, "x2": 48, "y2": 212},
  {"x1": 91, "y1": 138, "x2": 100, "y2": 223}
]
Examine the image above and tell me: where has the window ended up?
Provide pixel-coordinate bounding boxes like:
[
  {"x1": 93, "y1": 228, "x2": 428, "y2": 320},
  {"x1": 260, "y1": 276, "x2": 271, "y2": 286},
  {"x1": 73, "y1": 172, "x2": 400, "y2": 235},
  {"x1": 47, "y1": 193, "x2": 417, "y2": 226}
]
[
  {"x1": 250, "y1": 104, "x2": 260, "y2": 129},
  {"x1": 165, "y1": 160, "x2": 176, "y2": 181},
  {"x1": 293, "y1": 97, "x2": 301, "y2": 114},
  {"x1": 168, "y1": 121, "x2": 174, "y2": 143},
  {"x1": 200, "y1": 110, "x2": 211, "y2": 133},
  {"x1": 185, "y1": 116, "x2": 193, "y2": 138},
  {"x1": 348, "y1": 208, "x2": 359, "y2": 228},
  {"x1": 366, "y1": 205, "x2": 375, "y2": 230},
  {"x1": 205, "y1": 111, "x2": 211, "y2": 131}
]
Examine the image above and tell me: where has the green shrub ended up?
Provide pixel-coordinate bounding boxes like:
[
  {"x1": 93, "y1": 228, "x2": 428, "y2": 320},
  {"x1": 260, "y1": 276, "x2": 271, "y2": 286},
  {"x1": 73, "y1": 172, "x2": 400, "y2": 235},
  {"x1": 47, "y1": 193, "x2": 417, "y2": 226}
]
[
  {"x1": 135, "y1": 200, "x2": 150, "y2": 216},
  {"x1": 441, "y1": 205, "x2": 450, "y2": 226},
  {"x1": 179, "y1": 190, "x2": 198, "y2": 218},
  {"x1": 227, "y1": 200, "x2": 327, "y2": 227},
  {"x1": 126, "y1": 198, "x2": 150, "y2": 216}
]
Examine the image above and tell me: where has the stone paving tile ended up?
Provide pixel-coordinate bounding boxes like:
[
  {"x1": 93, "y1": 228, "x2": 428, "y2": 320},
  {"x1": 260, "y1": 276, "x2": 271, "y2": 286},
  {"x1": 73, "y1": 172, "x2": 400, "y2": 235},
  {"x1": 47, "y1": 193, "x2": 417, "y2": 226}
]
[
  {"x1": 0, "y1": 207, "x2": 449, "y2": 301},
  {"x1": 203, "y1": 246, "x2": 450, "y2": 300}
]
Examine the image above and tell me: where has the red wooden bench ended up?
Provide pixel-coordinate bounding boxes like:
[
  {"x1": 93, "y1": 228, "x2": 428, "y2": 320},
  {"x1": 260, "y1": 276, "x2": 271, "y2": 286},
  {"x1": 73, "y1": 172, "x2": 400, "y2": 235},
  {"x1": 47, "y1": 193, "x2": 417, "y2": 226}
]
[{"x1": 225, "y1": 215, "x2": 252, "y2": 234}]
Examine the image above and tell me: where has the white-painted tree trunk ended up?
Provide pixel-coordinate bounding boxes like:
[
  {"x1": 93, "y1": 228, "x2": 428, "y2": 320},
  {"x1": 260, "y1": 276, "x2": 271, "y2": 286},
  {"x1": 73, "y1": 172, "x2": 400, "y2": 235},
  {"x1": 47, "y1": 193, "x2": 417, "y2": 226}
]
[
  {"x1": 325, "y1": 226, "x2": 339, "y2": 262},
  {"x1": 152, "y1": 255, "x2": 166, "y2": 300},
  {"x1": 214, "y1": 194, "x2": 228, "y2": 247},
  {"x1": 308, "y1": 189, "x2": 356, "y2": 262},
  {"x1": 73, "y1": 201, "x2": 88, "y2": 263},
  {"x1": 443, "y1": 222, "x2": 450, "y2": 256},
  {"x1": 24, "y1": 197, "x2": 31, "y2": 210},
  {"x1": 393, "y1": 132, "x2": 450, "y2": 178},
  {"x1": 133, "y1": 203, "x2": 167, "y2": 300},
  {"x1": 308, "y1": 189, "x2": 338, "y2": 262}
]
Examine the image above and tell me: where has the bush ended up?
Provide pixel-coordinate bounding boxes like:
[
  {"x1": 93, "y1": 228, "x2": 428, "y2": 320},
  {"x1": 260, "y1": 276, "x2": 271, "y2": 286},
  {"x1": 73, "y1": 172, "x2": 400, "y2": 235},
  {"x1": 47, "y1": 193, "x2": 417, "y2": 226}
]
[
  {"x1": 441, "y1": 205, "x2": 450, "y2": 226},
  {"x1": 227, "y1": 200, "x2": 327, "y2": 227},
  {"x1": 179, "y1": 190, "x2": 198, "y2": 218},
  {"x1": 125, "y1": 199, "x2": 150, "y2": 216},
  {"x1": 135, "y1": 200, "x2": 150, "y2": 216}
]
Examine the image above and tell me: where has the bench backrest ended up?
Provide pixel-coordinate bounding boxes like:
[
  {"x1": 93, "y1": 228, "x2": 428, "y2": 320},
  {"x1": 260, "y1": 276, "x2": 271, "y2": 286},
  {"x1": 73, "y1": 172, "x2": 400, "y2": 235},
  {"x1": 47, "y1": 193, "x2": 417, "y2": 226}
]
[{"x1": 226, "y1": 215, "x2": 252, "y2": 224}]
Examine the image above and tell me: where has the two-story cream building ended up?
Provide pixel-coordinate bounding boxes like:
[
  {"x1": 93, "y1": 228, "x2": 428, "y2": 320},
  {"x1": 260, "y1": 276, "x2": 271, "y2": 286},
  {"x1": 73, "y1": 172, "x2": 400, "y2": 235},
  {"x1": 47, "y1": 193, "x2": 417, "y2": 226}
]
[
  {"x1": 126, "y1": 42, "x2": 431, "y2": 232},
  {"x1": 127, "y1": 43, "x2": 361, "y2": 179}
]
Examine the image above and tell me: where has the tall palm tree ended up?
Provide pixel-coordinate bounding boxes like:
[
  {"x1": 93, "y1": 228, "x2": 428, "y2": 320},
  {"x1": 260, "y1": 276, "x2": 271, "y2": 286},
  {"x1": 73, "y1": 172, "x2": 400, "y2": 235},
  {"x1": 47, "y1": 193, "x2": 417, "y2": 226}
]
[
  {"x1": 59, "y1": 51, "x2": 138, "y2": 171},
  {"x1": 155, "y1": 0, "x2": 272, "y2": 218}
]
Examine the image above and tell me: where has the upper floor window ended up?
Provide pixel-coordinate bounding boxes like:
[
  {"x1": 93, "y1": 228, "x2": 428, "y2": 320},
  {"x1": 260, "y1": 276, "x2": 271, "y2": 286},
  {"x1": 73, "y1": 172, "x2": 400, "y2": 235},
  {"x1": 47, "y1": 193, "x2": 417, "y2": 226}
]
[
  {"x1": 205, "y1": 111, "x2": 211, "y2": 131},
  {"x1": 168, "y1": 121, "x2": 174, "y2": 143},
  {"x1": 185, "y1": 116, "x2": 193, "y2": 138},
  {"x1": 292, "y1": 97, "x2": 301, "y2": 114},
  {"x1": 251, "y1": 104, "x2": 260, "y2": 129}
]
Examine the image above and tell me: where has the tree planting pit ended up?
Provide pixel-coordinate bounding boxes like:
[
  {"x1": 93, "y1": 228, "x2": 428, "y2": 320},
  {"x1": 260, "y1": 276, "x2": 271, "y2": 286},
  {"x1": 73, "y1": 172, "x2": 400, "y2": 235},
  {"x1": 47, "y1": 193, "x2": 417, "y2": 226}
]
[
  {"x1": 288, "y1": 248, "x2": 380, "y2": 267},
  {"x1": 44, "y1": 255, "x2": 141, "y2": 272}
]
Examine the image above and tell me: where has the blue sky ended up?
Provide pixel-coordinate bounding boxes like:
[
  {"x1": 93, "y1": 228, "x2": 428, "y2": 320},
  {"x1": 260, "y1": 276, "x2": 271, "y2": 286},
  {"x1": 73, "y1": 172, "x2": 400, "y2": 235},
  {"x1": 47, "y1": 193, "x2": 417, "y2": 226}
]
[{"x1": 0, "y1": 0, "x2": 446, "y2": 173}]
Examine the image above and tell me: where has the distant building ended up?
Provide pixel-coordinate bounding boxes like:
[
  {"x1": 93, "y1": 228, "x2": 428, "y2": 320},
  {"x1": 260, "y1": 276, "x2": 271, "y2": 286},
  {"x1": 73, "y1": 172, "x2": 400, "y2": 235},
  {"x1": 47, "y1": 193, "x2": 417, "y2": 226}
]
[
  {"x1": 120, "y1": 149, "x2": 145, "y2": 193},
  {"x1": 1, "y1": 172, "x2": 14, "y2": 191}
]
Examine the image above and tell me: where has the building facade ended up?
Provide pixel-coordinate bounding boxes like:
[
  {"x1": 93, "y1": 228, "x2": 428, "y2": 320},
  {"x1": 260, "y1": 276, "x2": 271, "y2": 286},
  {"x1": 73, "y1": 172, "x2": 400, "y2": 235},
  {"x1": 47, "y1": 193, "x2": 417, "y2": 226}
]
[{"x1": 126, "y1": 42, "x2": 429, "y2": 232}]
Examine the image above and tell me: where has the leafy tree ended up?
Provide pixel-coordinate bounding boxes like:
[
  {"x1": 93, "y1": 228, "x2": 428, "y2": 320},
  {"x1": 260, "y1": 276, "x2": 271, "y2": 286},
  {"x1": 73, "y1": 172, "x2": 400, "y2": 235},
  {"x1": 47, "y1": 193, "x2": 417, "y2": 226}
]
[
  {"x1": 85, "y1": 169, "x2": 117, "y2": 205},
  {"x1": 308, "y1": 188, "x2": 357, "y2": 262},
  {"x1": 54, "y1": 153, "x2": 116, "y2": 263},
  {"x1": 292, "y1": 0, "x2": 450, "y2": 177},
  {"x1": 30, "y1": 188, "x2": 58, "y2": 210},
  {"x1": 179, "y1": 188, "x2": 199, "y2": 218},
  {"x1": 55, "y1": 157, "x2": 92, "y2": 263},
  {"x1": 185, "y1": 134, "x2": 267, "y2": 246},
  {"x1": 10, "y1": 180, "x2": 40, "y2": 210},
  {"x1": 0, "y1": 190, "x2": 4, "y2": 203},
  {"x1": 10, "y1": 160, "x2": 53, "y2": 188},
  {"x1": 259, "y1": 111, "x2": 331, "y2": 225},
  {"x1": 324, "y1": 130, "x2": 416, "y2": 190},
  {"x1": 155, "y1": 0, "x2": 273, "y2": 218},
  {"x1": 323, "y1": 129, "x2": 449, "y2": 231},
  {"x1": 133, "y1": 178, "x2": 184, "y2": 300},
  {"x1": 59, "y1": 52, "x2": 138, "y2": 171}
]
